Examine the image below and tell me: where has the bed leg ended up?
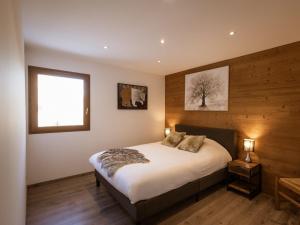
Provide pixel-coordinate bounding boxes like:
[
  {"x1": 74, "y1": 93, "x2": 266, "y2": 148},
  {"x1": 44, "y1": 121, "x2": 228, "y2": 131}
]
[
  {"x1": 195, "y1": 193, "x2": 200, "y2": 202},
  {"x1": 96, "y1": 179, "x2": 100, "y2": 187}
]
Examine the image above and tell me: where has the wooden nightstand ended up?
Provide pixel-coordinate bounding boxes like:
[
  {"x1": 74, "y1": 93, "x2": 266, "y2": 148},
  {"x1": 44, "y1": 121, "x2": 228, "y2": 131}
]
[{"x1": 227, "y1": 159, "x2": 261, "y2": 199}]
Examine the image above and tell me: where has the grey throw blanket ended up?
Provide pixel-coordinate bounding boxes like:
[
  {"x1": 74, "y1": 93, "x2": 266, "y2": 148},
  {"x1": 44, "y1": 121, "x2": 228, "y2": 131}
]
[{"x1": 98, "y1": 148, "x2": 150, "y2": 177}]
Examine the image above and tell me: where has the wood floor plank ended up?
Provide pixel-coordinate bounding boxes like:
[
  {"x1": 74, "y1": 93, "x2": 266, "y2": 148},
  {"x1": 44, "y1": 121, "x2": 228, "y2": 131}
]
[{"x1": 26, "y1": 173, "x2": 300, "y2": 225}]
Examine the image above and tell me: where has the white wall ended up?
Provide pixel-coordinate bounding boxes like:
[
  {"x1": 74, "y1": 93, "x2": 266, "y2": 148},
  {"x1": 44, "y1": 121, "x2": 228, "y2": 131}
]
[
  {"x1": 0, "y1": 0, "x2": 26, "y2": 224},
  {"x1": 26, "y1": 46, "x2": 165, "y2": 185}
]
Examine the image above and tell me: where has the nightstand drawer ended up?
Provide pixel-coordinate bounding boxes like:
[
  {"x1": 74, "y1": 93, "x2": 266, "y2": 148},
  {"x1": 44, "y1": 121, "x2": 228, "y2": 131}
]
[
  {"x1": 228, "y1": 160, "x2": 260, "y2": 177},
  {"x1": 228, "y1": 165, "x2": 250, "y2": 177}
]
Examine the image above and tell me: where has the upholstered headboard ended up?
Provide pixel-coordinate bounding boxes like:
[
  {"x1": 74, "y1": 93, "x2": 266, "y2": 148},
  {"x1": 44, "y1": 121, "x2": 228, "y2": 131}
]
[{"x1": 175, "y1": 124, "x2": 238, "y2": 159}]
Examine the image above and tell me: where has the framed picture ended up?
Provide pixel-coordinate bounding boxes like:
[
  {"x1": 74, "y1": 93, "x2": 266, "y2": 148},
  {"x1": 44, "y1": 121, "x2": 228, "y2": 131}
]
[
  {"x1": 118, "y1": 83, "x2": 148, "y2": 110},
  {"x1": 185, "y1": 66, "x2": 229, "y2": 111}
]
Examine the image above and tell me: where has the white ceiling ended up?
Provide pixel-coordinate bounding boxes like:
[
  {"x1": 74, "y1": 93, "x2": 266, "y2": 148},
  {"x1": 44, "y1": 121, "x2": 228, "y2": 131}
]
[{"x1": 23, "y1": 0, "x2": 300, "y2": 75}]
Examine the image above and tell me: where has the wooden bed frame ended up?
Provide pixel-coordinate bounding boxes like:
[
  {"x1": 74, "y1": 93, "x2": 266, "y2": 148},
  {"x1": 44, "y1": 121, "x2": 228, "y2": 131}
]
[{"x1": 94, "y1": 124, "x2": 238, "y2": 224}]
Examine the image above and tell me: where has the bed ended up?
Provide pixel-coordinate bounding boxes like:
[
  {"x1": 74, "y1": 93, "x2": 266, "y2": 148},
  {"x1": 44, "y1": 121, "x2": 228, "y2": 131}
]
[{"x1": 89, "y1": 124, "x2": 237, "y2": 224}]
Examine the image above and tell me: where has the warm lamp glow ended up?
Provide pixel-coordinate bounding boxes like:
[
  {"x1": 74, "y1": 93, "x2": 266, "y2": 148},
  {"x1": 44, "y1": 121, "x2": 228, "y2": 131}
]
[
  {"x1": 243, "y1": 123, "x2": 267, "y2": 139},
  {"x1": 243, "y1": 139, "x2": 255, "y2": 163},
  {"x1": 164, "y1": 128, "x2": 171, "y2": 136},
  {"x1": 243, "y1": 139, "x2": 255, "y2": 152}
]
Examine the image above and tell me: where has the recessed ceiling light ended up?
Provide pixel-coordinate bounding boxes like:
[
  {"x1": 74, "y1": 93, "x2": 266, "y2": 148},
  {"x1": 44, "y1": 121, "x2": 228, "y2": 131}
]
[
  {"x1": 160, "y1": 39, "x2": 165, "y2": 44},
  {"x1": 157, "y1": 60, "x2": 161, "y2": 63},
  {"x1": 104, "y1": 46, "x2": 108, "y2": 49},
  {"x1": 229, "y1": 31, "x2": 235, "y2": 36}
]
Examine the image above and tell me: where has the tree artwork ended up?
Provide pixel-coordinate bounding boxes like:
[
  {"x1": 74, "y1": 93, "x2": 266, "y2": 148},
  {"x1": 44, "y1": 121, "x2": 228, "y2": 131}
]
[
  {"x1": 189, "y1": 73, "x2": 220, "y2": 107},
  {"x1": 185, "y1": 66, "x2": 229, "y2": 111}
]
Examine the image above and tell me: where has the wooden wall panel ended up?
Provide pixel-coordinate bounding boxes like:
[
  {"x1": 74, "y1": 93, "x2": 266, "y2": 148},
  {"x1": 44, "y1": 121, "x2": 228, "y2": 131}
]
[{"x1": 165, "y1": 41, "x2": 300, "y2": 195}]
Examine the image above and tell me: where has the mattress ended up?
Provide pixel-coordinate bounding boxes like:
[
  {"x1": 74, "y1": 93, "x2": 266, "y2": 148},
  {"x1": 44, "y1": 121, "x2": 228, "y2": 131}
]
[{"x1": 89, "y1": 138, "x2": 232, "y2": 204}]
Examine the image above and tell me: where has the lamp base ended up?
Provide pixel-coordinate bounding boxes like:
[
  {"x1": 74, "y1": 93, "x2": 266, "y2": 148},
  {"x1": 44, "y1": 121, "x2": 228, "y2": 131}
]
[{"x1": 245, "y1": 152, "x2": 251, "y2": 163}]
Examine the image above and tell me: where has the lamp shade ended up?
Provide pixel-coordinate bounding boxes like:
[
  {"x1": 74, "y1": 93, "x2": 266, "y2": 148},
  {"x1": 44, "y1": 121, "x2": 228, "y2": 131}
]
[
  {"x1": 243, "y1": 139, "x2": 255, "y2": 152},
  {"x1": 164, "y1": 128, "x2": 171, "y2": 136}
]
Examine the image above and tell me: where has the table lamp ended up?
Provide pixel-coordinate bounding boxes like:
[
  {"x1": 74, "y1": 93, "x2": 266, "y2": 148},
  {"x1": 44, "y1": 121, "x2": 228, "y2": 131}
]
[
  {"x1": 243, "y1": 139, "x2": 255, "y2": 163},
  {"x1": 164, "y1": 128, "x2": 171, "y2": 137}
]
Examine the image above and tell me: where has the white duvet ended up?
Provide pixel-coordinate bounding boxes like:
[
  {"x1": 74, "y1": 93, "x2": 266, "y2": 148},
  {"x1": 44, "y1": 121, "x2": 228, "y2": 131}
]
[{"x1": 89, "y1": 138, "x2": 232, "y2": 204}]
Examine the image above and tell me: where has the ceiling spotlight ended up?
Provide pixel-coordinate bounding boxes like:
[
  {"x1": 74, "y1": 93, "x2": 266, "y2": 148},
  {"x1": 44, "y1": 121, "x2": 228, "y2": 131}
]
[
  {"x1": 157, "y1": 60, "x2": 161, "y2": 63},
  {"x1": 160, "y1": 39, "x2": 165, "y2": 44},
  {"x1": 229, "y1": 31, "x2": 235, "y2": 36},
  {"x1": 104, "y1": 46, "x2": 108, "y2": 49}
]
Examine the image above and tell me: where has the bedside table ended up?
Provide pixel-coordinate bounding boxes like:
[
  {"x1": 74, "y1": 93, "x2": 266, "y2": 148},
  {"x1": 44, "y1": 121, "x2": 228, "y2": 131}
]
[{"x1": 227, "y1": 159, "x2": 261, "y2": 199}]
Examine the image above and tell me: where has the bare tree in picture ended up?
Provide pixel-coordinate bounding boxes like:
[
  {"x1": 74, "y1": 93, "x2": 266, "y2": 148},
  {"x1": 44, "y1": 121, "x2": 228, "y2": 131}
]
[{"x1": 189, "y1": 73, "x2": 221, "y2": 108}]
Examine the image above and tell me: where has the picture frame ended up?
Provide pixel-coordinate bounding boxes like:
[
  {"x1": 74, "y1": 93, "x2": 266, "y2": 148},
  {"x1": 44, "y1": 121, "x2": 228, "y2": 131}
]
[
  {"x1": 117, "y1": 83, "x2": 148, "y2": 110},
  {"x1": 185, "y1": 66, "x2": 229, "y2": 111}
]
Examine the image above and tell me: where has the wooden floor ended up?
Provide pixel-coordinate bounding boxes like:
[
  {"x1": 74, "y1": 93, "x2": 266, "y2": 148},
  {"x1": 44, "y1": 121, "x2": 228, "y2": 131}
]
[{"x1": 27, "y1": 173, "x2": 300, "y2": 225}]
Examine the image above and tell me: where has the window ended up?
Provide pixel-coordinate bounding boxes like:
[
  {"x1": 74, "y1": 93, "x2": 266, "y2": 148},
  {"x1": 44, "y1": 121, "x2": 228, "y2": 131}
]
[{"x1": 28, "y1": 66, "x2": 90, "y2": 134}]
